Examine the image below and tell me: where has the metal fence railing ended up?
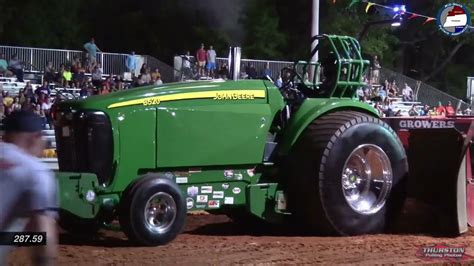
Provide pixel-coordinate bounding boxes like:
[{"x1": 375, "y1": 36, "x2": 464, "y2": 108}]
[
  {"x1": 143, "y1": 55, "x2": 174, "y2": 83},
  {"x1": 1, "y1": 45, "x2": 91, "y2": 73},
  {"x1": 174, "y1": 55, "x2": 470, "y2": 111},
  {"x1": 2, "y1": 45, "x2": 469, "y2": 111},
  {"x1": 380, "y1": 68, "x2": 471, "y2": 111},
  {"x1": 0, "y1": 45, "x2": 174, "y2": 82}
]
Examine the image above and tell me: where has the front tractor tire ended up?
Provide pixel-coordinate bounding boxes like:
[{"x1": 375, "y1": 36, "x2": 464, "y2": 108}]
[
  {"x1": 119, "y1": 175, "x2": 186, "y2": 246},
  {"x1": 287, "y1": 111, "x2": 408, "y2": 235}
]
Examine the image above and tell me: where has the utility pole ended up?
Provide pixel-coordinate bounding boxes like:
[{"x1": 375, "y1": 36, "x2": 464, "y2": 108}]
[{"x1": 311, "y1": 0, "x2": 320, "y2": 63}]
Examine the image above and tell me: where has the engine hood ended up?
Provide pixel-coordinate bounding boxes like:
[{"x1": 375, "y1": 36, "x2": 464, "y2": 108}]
[{"x1": 58, "y1": 79, "x2": 268, "y2": 111}]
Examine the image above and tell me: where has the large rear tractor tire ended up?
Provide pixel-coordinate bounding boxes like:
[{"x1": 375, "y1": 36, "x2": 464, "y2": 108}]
[
  {"x1": 119, "y1": 175, "x2": 186, "y2": 246},
  {"x1": 287, "y1": 111, "x2": 408, "y2": 235}
]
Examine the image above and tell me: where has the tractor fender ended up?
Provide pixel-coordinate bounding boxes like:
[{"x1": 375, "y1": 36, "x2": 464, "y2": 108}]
[{"x1": 279, "y1": 98, "x2": 378, "y2": 155}]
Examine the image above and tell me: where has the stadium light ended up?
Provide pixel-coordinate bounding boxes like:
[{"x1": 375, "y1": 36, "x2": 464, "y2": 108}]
[
  {"x1": 391, "y1": 21, "x2": 402, "y2": 27},
  {"x1": 391, "y1": 17, "x2": 403, "y2": 27},
  {"x1": 393, "y1": 5, "x2": 406, "y2": 13},
  {"x1": 359, "y1": 17, "x2": 404, "y2": 40}
]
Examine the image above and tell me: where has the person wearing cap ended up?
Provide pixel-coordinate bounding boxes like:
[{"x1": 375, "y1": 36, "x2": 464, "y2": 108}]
[{"x1": 0, "y1": 111, "x2": 58, "y2": 265}]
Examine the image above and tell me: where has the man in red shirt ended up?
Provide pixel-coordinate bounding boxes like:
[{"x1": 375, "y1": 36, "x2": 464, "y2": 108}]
[
  {"x1": 196, "y1": 44, "x2": 207, "y2": 76},
  {"x1": 436, "y1": 101, "x2": 446, "y2": 116},
  {"x1": 445, "y1": 101, "x2": 456, "y2": 116}
]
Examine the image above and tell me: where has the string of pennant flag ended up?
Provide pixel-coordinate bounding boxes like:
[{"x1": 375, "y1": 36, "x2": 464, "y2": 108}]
[{"x1": 333, "y1": 0, "x2": 437, "y2": 25}]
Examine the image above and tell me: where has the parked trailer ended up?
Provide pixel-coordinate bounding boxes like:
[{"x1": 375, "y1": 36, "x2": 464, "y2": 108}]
[{"x1": 383, "y1": 116, "x2": 474, "y2": 232}]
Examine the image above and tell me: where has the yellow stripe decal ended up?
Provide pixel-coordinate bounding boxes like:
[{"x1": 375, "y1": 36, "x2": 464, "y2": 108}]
[{"x1": 107, "y1": 90, "x2": 266, "y2": 109}]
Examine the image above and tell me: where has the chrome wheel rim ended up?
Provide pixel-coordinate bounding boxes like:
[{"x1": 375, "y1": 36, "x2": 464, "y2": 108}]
[
  {"x1": 341, "y1": 144, "x2": 392, "y2": 215},
  {"x1": 144, "y1": 192, "x2": 177, "y2": 234}
]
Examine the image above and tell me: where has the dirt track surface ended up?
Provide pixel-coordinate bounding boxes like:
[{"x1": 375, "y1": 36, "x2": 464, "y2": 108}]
[{"x1": 8, "y1": 199, "x2": 474, "y2": 265}]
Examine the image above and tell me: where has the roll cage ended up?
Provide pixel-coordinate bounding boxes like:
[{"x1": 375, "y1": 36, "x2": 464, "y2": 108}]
[{"x1": 282, "y1": 35, "x2": 370, "y2": 99}]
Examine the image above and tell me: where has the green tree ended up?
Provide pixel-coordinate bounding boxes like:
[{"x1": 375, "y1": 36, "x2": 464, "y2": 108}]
[
  {"x1": 241, "y1": 0, "x2": 287, "y2": 59},
  {"x1": 270, "y1": 0, "x2": 399, "y2": 62},
  {"x1": 322, "y1": 0, "x2": 474, "y2": 98},
  {"x1": 0, "y1": 0, "x2": 86, "y2": 49},
  {"x1": 322, "y1": 1, "x2": 398, "y2": 64},
  {"x1": 397, "y1": 0, "x2": 474, "y2": 97}
]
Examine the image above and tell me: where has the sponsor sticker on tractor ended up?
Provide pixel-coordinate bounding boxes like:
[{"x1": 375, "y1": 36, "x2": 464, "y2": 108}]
[
  {"x1": 196, "y1": 195, "x2": 208, "y2": 203},
  {"x1": 276, "y1": 191, "x2": 287, "y2": 210},
  {"x1": 224, "y1": 197, "x2": 234, "y2": 205},
  {"x1": 187, "y1": 186, "x2": 199, "y2": 197},
  {"x1": 201, "y1": 186, "x2": 213, "y2": 194},
  {"x1": 213, "y1": 191, "x2": 224, "y2": 199},
  {"x1": 232, "y1": 187, "x2": 241, "y2": 194},
  {"x1": 176, "y1": 177, "x2": 188, "y2": 184},
  {"x1": 224, "y1": 170, "x2": 234, "y2": 179},
  {"x1": 222, "y1": 183, "x2": 230, "y2": 190},
  {"x1": 415, "y1": 244, "x2": 473, "y2": 261},
  {"x1": 234, "y1": 173, "x2": 243, "y2": 180},
  {"x1": 208, "y1": 200, "x2": 220, "y2": 208},
  {"x1": 186, "y1": 198, "x2": 194, "y2": 209},
  {"x1": 247, "y1": 168, "x2": 255, "y2": 177}
]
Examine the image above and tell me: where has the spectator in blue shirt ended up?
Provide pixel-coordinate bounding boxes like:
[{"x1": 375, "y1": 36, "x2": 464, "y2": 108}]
[
  {"x1": 79, "y1": 87, "x2": 90, "y2": 98},
  {"x1": 262, "y1": 62, "x2": 272, "y2": 79},
  {"x1": 83, "y1": 38, "x2": 101, "y2": 68},
  {"x1": 126, "y1": 51, "x2": 138, "y2": 76},
  {"x1": 378, "y1": 87, "x2": 387, "y2": 101},
  {"x1": 0, "y1": 53, "x2": 8, "y2": 75},
  {"x1": 275, "y1": 74, "x2": 283, "y2": 88}
]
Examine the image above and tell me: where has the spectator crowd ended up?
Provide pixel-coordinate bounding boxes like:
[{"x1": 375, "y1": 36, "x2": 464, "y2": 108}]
[
  {"x1": 181, "y1": 44, "x2": 219, "y2": 79},
  {"x1": 180, "y1": 43, "x2": 275, "y2": 81},
  {"x1": 0, "y1": 83, "x2": 56, "y2": 129},
  {"x1": 2, "y1": 42, "x2": 472, "y2": 130},
  {"x1": 0, "y1": 53, "x2": 25, "y2": 82},
  {"x1": 0, "y1": 37, "x2": 165, "y2": 128},
  {"x1": 359, "y1": 55, "x2": 472, "y2": 117}
]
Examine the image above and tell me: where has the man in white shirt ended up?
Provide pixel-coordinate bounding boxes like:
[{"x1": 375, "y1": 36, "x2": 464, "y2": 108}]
[
  {"x1": 356, "y1": 87, "x2": 364, "y2": 101},
  {"x1": 0, "y1": 111, "x2": 58, "y2": 265},
  {"x1": 402, "y1": 83, "x2": 413, "y2": 101},
  {"x1": 206, "y1": 45, "x2": 217, "y2": 78},
  {"x1": 181, "y1": 51, "x2": 192, "y2": 80}
]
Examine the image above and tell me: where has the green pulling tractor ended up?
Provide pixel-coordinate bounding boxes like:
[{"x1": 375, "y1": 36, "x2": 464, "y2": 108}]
[{"x1": 52, "y1": 35, "x2": 422, "y2": 245}]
